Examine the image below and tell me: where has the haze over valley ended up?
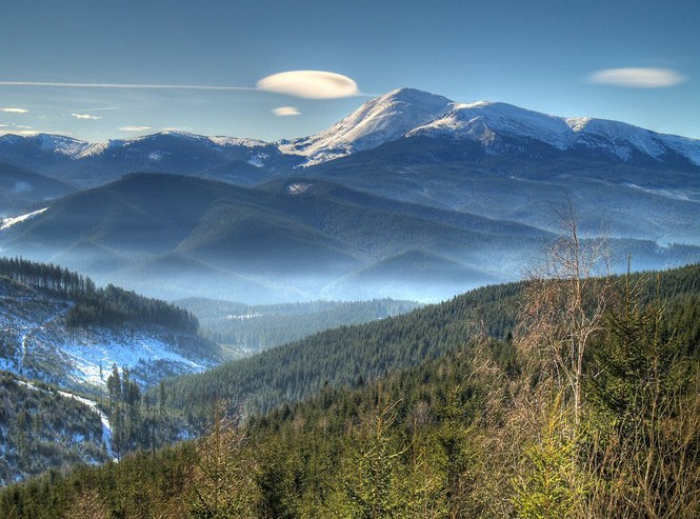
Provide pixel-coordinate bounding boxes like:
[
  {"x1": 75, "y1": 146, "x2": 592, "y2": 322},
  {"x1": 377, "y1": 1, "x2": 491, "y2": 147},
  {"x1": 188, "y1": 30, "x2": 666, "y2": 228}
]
[{"x1": 2, "y1": 88, "x2": 699, "y2": 304}]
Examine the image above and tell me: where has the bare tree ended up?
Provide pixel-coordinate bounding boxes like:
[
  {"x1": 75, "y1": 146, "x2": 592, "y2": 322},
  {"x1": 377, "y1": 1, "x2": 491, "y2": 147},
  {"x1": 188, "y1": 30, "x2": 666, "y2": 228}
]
[{"x1": 517, "y1": 197, "x2": 610, "y2": 425}]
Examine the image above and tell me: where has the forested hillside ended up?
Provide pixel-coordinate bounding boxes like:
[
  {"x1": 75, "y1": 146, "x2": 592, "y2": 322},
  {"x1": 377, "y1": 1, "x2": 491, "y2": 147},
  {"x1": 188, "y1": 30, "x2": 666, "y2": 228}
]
[
  {"x1": 1, "y1": 263, "x2": 698, "y2": 518},
  {"x1": 0, "y1": 374, "x2": 108, "y2": 486},
  {"x1": 162, "y1": 264, "x2": 700, "y2": 429},
  {"x1": 0, "y1": 257, "x2": 221, "y2": 391},
  {"x1": 176, "y1": 298, "x2": 420, "y2": 353},
  {"x1": 0, "y1": 257, "x2": 198, "y2": 333}
]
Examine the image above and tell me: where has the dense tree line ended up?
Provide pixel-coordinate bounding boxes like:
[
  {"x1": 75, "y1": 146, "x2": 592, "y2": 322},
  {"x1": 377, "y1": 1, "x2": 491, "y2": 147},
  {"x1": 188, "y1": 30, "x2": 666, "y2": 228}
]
[
  {"x1": 104, "y1": 365, "x2": 184, "y2": 461},
  {"x1": 0, "y1": 374, "x2": 107, "y2": 486},
  {"x1": 0, "y1": 257, "x2": 198, "y2": 333},
  {"x1": 160, "y1": 264, "x2": 700, "y2": 430},
  {"x1": 0, "y1": 275, "x2": 697, "y2": 517}
]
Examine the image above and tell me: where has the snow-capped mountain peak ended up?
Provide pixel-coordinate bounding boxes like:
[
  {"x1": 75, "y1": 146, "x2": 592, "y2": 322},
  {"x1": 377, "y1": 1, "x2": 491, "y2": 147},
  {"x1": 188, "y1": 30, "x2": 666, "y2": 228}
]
[
  {"x1": 36, "y1": 134, "x2": 91, "y2": 156},
  {"x1": 0, "y1": 133, "x2": 92, "y2": 158},
  {"x1": 279, "y1": 87, "x2": 456, "y2": 165},
  {"x1": 408, "y1": 101, "x2": 581, "y2": 150},
  {"x1": 406, "y1": 99, "x2": 700, "y2": 166}
]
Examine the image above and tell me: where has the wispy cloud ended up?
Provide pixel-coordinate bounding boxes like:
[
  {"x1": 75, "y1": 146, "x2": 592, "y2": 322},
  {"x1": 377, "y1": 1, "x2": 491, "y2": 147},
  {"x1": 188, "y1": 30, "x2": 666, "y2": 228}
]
[
  {"x1": 71, "y1": 113, "x2": 102, "y2": 120},
  {"x1": 0, "y1": 72, "x2": 367, "y2": 99},
  {"x1": 119, "y1": 125, "x2": 151, "y2": 132},
  {"x1": 162, "y1": 127, "x2": 194, "y2": 133},
  {"x1": 1, "y1": 107, "x2": 29, "y2": 114},
  {"x1": 587, "y1": 68, "x2": 686, "y2": 88},
  {"x1": 272, "y1": 106, "x2": 301, "y2": 117},
  {"x1": 78, "y1": 106, "x2": 120, "y2": 112},
  {"x1": 257, "y1": 71, "x2": 359, "y2": 99},
  {"x1": 0, "y1": 81, "x2": 255, "y2": 92},
  {"x1": 0, "y1": 72, "x2": 366, "y2": 102}
]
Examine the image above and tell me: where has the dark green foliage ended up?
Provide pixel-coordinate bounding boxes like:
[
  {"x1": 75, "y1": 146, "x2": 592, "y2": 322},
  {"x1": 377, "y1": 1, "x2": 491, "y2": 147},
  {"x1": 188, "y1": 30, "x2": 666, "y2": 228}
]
[
  {"x1": 0, "y1": 264, "x2": 698, "y2": 518},
  {"x1": 0, "y1": 373, "x2": 108, "y2": 486},
  {"x1": 159, "y1": 280, "x2": 521, "y2": 429},
  {"x1": 161, "y1": 264, "x2": 700, "y2": 430},
  {"x1": 0, "y1": 256, "x2": 198, "y2": 332}
]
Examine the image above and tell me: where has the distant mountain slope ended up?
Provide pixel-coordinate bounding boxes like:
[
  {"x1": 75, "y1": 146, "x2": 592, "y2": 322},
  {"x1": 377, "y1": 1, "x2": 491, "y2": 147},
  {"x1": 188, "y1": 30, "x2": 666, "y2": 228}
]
[
  {"x1": 1, "y1": 87, "x2": 698, "y2": 191},
  {"x1": 279, "y1": 88, "x2": 454, "y2": 165},
  {"x1": 0, "y1": 162, "x2": 75, "y2": 217},
  {"x1": 327, "y1": 250, "x2": 498, "y2": 301},
  {"x1": 1, "y1": 88, "x2": 699, "y2": 298},
  {"x1": 0, "y1": 173, "x2": 558, "y2": 302},
  {"x1": 0, "y1": 131, "x2": 299, "y2": 187},
  {"x1": 284, "y1": 88, "x2": 700, "y2": 169},
  {"x1": 303, "y1": 136, "x2": 700, "y2": 245},
  {"x1": 0, "y1": 259, "x2": 221, "y2": 390},
  {"x1": 175, "y1": 297, "x2": 421, "y2": 353}
]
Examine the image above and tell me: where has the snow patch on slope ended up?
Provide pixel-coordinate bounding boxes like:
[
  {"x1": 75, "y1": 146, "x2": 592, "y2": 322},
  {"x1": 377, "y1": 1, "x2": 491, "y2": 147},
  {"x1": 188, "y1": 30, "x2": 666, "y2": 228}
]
[
  {"x1": 409, "y1": 101, "x2": 700, "y2": 166},
  {"x1": 37, "y1": 134, "x2": 92, "y2": 157},
  {"x1": 0, "y1": 292, "x2": 217, "y2": 390},
  {"x1": 62, "y1": 334, "x2": 206, "y2": 386},
  {"x1": 1, "y1": 207, "x2": 48, "y2": 231}
]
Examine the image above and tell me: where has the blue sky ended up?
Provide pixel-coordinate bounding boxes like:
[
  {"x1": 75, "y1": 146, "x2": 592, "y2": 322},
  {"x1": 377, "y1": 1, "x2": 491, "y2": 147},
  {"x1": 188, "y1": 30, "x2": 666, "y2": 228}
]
[{"x1": 1, "y1": 0, "x2": 698, "y2": 142}]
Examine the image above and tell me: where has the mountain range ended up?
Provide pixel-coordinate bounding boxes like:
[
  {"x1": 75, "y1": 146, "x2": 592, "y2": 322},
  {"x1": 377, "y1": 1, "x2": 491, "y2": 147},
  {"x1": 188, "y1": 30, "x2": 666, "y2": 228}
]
[
  {"x1": 2, "y1": 88, "x2": 699, "y2": 178},
  {"x1": 1, "y1": 88, "x2": 699, "y2": 302}
]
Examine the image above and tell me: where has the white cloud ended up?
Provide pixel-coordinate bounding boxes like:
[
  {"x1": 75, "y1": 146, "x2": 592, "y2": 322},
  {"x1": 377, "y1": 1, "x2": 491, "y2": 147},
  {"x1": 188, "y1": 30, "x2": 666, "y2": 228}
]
[
  {"x1": 587, "y1": 68, "x2": 686, "y2": 88},
  {"x1": 272, "y1": 106, "x2": 301, "y2": 117},
  {"x1": 119, "y1": 125, "x2": 151, "y2": 132},
  {"x1": 71, "y1": 113, "x2": 102, "y2": 120},
  {"x1": 1, "y1": 107, "x2": 29, "y2": 114},
  {"x1": 0, "y1": 75, "x2": 366, "y2": 99},
  {"x1": 256, "y1": 70, "x2": 359, "y2": 99},
  {"x1": 0, "y1": 124, "x2": 7, "y2": 128}
]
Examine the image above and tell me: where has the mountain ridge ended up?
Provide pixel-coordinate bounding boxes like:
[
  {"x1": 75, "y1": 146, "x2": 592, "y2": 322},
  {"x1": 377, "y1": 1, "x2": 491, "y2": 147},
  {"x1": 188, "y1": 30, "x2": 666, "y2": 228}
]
[{"x1": 2, "y1": 87, "x2": 699, "y2": 186}]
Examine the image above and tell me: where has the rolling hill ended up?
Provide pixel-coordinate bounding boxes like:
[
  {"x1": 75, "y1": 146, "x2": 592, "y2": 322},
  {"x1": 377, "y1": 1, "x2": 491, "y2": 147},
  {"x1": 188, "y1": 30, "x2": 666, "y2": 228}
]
[
  {"x1": 1, "y1": 88, "x2": 699, "y2": 302},
  {"x1": 0, "y1": 173, "x2": 559, "y2": 302},
  {"x1": 0, "y1": 162, "x2": 75, "y2": 218}
]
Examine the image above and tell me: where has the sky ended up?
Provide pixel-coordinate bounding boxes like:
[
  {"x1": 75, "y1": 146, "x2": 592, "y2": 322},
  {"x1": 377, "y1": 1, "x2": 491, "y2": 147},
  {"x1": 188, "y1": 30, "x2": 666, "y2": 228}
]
[{"x1": 1, "y1": 0, "x2": 698, "y2": 142}]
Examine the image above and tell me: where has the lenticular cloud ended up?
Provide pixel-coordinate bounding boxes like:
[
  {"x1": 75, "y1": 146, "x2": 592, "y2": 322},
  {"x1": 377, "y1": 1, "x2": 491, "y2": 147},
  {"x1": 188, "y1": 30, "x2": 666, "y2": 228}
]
[
  {"x1": 256, "y1": 71, "x2": 359, "y2": 99},
  {"x1": 587, "y1": 68, "x2": 686, "y2": 88}
]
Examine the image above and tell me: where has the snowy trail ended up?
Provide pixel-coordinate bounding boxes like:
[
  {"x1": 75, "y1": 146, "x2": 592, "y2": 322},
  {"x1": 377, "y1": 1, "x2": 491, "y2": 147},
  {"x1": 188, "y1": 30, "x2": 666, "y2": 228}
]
[
  {"x1": 16, "y1": 380, "x2": 115, "y2": 461},
  {"x1": 58, "y1": 391, "x2": 116, "y2": 461}
]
